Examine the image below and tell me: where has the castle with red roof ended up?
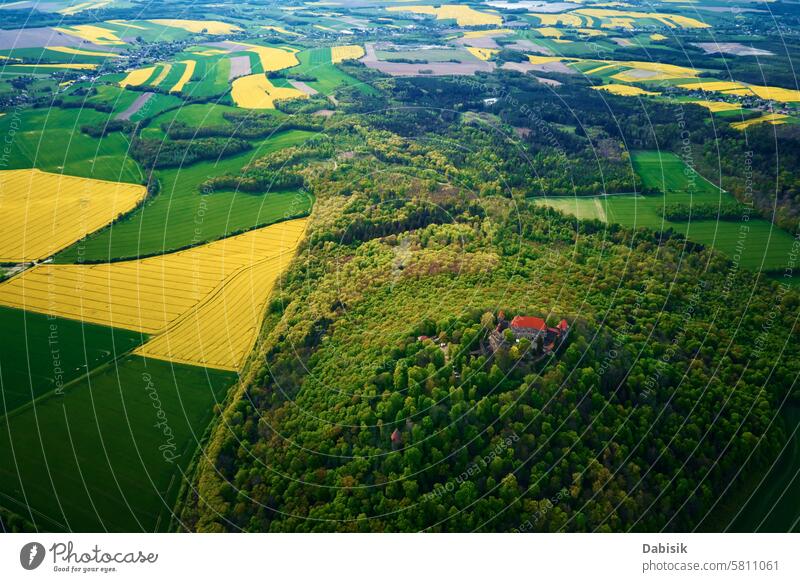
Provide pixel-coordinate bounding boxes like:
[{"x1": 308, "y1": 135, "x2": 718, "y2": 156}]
[{"x1": 489, "y1": 311, "x2": 569, "y2": 354}]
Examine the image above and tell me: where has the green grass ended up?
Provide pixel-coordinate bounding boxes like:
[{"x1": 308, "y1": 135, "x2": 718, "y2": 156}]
[
  {"x1": 0, "y1": 307, "x2": 144, "y2": 414},
  {"x1": 291, "y1": 47, "x2": 376, "y2": 96},
  {"x1": 533, "y1": 196, "x2": 607, "y2": 222},
  {"x1": 63, "y1": 84, "x2": 139, "y2": 115},
  {"x1": 375, "y1": 48, "x2": 478, "y2": 63},
  {"x1": 55, "y1": 130, "x2": 317, "y2": 262},
  {"x1": 101, "y1": 20, "x2": 191, "y2": 43},
  {"x1": 0, "y1": 107, "x2": 142, "y2": 183},
  {"x1": 0, "y1": 47, "x2": 120, "y2": 65},
  {"x1": 125, "y1": 92, "x2": 184, "y2": 123},
  {"x1": 0, "y1": 355, "x2": 235, "y2": 532},
  {"x1": 632, "y1": 150, "x2": 723, "y2": 196},
  {"x1": 138, "y1": 103, "x2": 240, "y2": 140},
  {"x1": 184, "y1": 55, "x2": 231, "y2": 97},
  {"x1": 156, "y1": 61, "x2": 191, "y2": 92},
  {"x1": 533, "y1": 151, "x2": 798, "y2": 272}
]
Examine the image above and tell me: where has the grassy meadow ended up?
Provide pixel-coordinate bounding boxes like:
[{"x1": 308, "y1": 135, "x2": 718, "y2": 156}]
[
  {"x1": 0, "y1": 107, "x2": 143, "y2": 183},
  {"x1": 0, "y1": 355, "x2": 235, "y2": 532},
  {"x1": 0, "y1": 306, "x2": 144, "y2": 414},
  {"x1": 534, "y1": 151, "x2": 798, "y2": 272}
]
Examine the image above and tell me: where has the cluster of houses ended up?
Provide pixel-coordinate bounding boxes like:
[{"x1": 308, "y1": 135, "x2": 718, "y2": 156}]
[{"x1": 489, "y1": 311, "x2": 569, "y2": 355}]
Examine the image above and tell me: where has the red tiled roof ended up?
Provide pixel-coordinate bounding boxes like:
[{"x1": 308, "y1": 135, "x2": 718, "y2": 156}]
[
  {"x1": 510, "y1": 315, "x2": 547, "y2": 331},
  {"x1": 558, "y1": 319, "x2": 569, "y2": 331}
]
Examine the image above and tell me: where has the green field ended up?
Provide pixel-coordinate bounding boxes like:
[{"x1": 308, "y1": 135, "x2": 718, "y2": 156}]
[
  {"x1": 375, "y1": 48, "x2": 479, "y2": 62},
  {"x1": 292, "y1": 47, "x2": 376, "y2": 96},
  {"x1": 0, "y1": 355, "x2": 235, "y2": 532},
  {"x1": 0, "y1": 47, "x2": 122, "y2": 65},
  {"x1": 55, "y1": 129, "x2": 317, "y2": 262},
  {"x1": 0, "y1": 107, "x2": 143, "y2": 183},
  {"x1": 0, "y1": 307, "x2": 144, "y2": 414},
  {"x1": 185, "y1": 55, "x2": 231, "y2": 97},
  {"x1": 138, "y1": 103, "x2": 242, "y2": 140},
  {"x1": 535, "y1": 151, "x2": 798, "y2": 272}
]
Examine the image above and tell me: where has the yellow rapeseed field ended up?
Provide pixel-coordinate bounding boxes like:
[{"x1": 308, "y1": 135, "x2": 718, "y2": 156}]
[
  {"x1": 119, "y1": 66, "x2": 156, "y2": 87},
  {"x1": 461, "y1": 28, "x2": 511, "y2": 38},
  {"x1": 650, "y1": 33, "x2": 667, "y2": 41},
  {"x1": 583, "y1": 63, "x2": 620, "y2": 75},
  {"x1": 748, "y1": 85, "x2": 800, "y2": 102},
  {"x1": 0, "y1": 218, "x2": 308, "y2": 338},
  {"x1": 574, "y1": 9, "x2": 709, "y2": 29},
  {"x1": 536, "y1": 27, "x2": 564, "y2": 38},
  {"x1": 150, "y1": 63, "x2": 172, "y2": 87},
  {"x1": 387, "y1": 5, "x2": 502, "y2": 26},
  {"x1": 57, "y1": 0, "x2": 111, "y2": 16},
  {"x1": 467, "y1": 47, "x2": 498, "y2": 61},
  {"x1": 592, "y1": 84, "x2": 660, "y2": 96},
  {"x1": 731, "y1": 113, "x2": 789, "y2": 130},
  {"x1": 9, "y1": 63, "x2": 97, "y2": 70},
  {"x1": 147, "y1": 19, "x2": 242, "y2": 34},
  {"x1": 134, "y1": 223, "x2": 305, "y2": 371},
  {"x1": 192, "y1": 49, "x2": 229, "y2": 56},
  {"x1": 0, "y1": 169, "x2": 146, "y2": 263},
  {"x1": 262, "y1": 25, "x2": 300, "y2": 36},
  {"x1": 169, "y1": 60, "x2": 196, "y2": 93},
  {"x1": 689, "y1": 100, "x2": 741, "y2": 112},
  {"x1": 106, "y1": 20, "x2": 149, "y2": 30},
  {"x1": 605, "y1": 17, "x2": 634, "y2": 29},
  {"x1": 610, "y1": 61, "x2": 699, "y2": 82},
  {"x1": 231, "y1": 74, "x2": 307, "y2": 109},
  {"x1": 528, "y1": 13, "x2": 583, "y2": 27},
  {"x1": 577, "y1": 28, "x2": 606, "y2": 37},
  {"x1": 528, "y1": 56, "x2": 566, "y2": 65},
  {"x1": 723, "y1": 88, "x2": 755, "y2": 96},
  {"x1": 678, "y1": 81, "x2": 746, "y2": 92},
  {"x1": 53, "y1": 24, "x2": 125, "y2": 45},
  {"x1": 48, "y1": 46, "x2": 119, "y2": 58},
  {"x1": 331, "y1": 45, "x2": 366, "y2": 63},
  {"x1": 235, "y1": 43, "x2": 299, "y2": 72}
]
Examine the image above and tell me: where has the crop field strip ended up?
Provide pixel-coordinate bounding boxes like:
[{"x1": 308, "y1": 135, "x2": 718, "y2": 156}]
[
  {"x1": 135, "y1": 242, "x2": 303, "y2": 370},
  {"x1": 0, "y1": 169, "x2": 147, "y2": 262},
  {"x1": 331, "y1": 45, "x2": 365, "y2": 63},
  {"x1": 170, "y1": 60, "x2": 196, "y2": 93},
  {"x1": 0, "y1": 219, "x2": 307, "y2": 336}
]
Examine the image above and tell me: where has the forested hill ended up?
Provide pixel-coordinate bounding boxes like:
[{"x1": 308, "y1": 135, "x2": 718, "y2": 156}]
[{"x1": 178, "y1": 112, "x2": 800, "y2": 531}]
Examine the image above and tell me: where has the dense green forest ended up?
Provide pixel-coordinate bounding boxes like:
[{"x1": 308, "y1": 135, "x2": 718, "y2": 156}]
[{"x1": 178, "y1": 97, "x2": 800, "y2": 531}]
